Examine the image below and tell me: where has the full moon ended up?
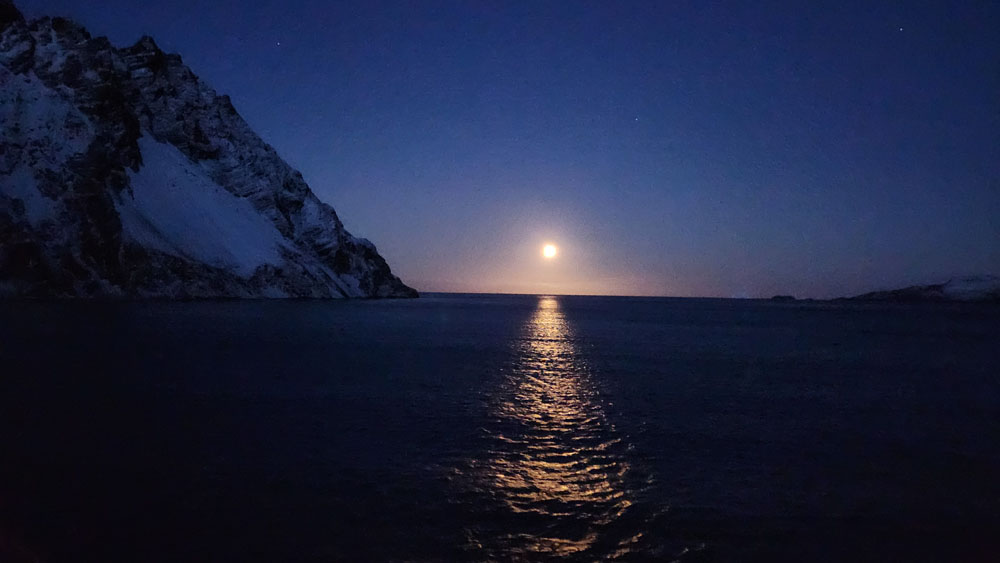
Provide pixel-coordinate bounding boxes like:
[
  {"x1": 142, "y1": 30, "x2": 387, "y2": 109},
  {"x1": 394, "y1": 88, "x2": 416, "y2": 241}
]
[{"x1": 542, "y1": 244, "x2": 558, "y2": 258}]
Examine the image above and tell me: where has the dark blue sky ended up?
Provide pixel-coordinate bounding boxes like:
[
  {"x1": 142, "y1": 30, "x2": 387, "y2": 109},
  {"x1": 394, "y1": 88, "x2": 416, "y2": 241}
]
[{"x1": 21, "y1": 1, "x2": 1000, "y2": 297}]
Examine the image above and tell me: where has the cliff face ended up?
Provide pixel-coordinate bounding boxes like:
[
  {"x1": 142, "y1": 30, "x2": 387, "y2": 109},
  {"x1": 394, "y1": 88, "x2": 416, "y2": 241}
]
[{"x1": 0, "y1": 2, "x2": 417, "y2": 298}]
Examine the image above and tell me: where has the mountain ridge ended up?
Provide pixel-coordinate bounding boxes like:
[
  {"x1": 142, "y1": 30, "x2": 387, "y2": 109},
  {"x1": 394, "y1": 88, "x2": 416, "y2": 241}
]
[
  {"x1": 845, "y1": 275, "x2": 1000, "y2": 303},
  {"x1": 0, "y1": 0, "x2": 417, "y2": 298}
]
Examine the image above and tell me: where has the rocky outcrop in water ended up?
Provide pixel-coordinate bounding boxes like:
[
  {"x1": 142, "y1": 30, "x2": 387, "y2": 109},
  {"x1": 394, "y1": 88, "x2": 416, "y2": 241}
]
[{"x1": 0, "y1": 1, "x2": 416, "y2": 298}]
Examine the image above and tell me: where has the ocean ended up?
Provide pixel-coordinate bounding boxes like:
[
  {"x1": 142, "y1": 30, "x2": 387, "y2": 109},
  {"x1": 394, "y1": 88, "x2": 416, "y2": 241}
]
[{"x1": 1, "y1": 294, "x2": 997, "y2": 561}]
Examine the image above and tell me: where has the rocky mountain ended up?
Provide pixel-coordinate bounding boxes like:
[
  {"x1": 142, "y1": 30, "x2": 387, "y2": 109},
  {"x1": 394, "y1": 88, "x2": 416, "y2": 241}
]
[
  {"x1": 0, "y1": 1, "x2": 416, "y2": 298},
  {"x1": 848, "y1": 276, "x2": 1000, "y2": 303}
]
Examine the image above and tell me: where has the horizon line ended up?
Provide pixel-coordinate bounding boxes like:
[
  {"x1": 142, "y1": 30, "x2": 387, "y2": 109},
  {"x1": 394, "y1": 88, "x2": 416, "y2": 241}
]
[{"x1": 416, "y1": 290, "x2": 829, "y2": 301}]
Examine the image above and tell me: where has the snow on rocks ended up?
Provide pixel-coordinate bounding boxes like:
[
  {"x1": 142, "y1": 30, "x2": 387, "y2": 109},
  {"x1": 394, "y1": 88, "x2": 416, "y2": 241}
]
[{"x1": 0, "y1": 2, "x2": 416, "y2": 298}]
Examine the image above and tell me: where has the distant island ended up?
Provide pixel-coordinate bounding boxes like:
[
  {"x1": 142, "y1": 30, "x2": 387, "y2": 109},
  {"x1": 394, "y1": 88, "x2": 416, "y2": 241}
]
[{"x1": 844, "y1": 276, "x2": 1000, "y2": 303}]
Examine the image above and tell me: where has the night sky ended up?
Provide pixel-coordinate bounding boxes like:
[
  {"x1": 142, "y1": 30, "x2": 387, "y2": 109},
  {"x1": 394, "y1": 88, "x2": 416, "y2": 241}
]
[{"x1": 19, "y1": 1, "x2": 1000, "y2": 297}]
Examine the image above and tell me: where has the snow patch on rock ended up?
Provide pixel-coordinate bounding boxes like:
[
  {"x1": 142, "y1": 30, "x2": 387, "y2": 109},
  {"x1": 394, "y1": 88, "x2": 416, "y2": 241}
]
[
  {"x1": 0, "y1": 69, "x2": 94, "y2": 164},
  {"x1": 941, "y1": 276, "x2": 1000, "y2": 301},
  {"x1": 117, "y1": 135, "x2": 286, "y2": 277},
  {"x1": 2, "y1": 165, "x2": 54, "y2": 224}
]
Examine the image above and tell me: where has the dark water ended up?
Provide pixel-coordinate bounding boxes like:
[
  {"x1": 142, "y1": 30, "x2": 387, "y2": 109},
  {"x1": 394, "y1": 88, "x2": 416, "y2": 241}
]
[{"x1": 1, "y1": 294, "x2": 998, "y2": 562}]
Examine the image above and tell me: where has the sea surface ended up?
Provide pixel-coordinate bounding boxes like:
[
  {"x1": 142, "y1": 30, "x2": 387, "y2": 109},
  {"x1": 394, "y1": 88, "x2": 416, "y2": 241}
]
[{"x1": 1, "y1": 294, "x2": 998, "y2": 562}]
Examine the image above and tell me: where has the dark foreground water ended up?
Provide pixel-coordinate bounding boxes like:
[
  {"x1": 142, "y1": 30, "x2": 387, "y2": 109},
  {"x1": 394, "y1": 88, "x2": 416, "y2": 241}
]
[{"x1": 1, "y1": 294, "x2": 998, "y2": 562}]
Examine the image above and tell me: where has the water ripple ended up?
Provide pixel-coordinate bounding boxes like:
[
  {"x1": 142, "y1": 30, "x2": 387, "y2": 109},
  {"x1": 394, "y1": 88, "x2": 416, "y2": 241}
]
[{"x1": 459, "y1": 296, "x2": 685, "y2": 561}]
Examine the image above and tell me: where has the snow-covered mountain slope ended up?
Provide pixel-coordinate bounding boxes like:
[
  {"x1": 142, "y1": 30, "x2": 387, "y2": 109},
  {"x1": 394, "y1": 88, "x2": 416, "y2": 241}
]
[
  {"x1": 848, "y1": 276, "x2": 1000, "y2": 303},
  {"x1": 116, "y1": 136, "x2": 288, "y2": 278},
  {"x1": 0, "y1": 1, "x2": 416, "y2": 298}
]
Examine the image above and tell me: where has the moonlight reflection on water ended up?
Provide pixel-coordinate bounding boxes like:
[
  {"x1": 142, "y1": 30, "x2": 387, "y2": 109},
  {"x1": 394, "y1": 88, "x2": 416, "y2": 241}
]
[{"x1": 469, "y1": 296, "x2": 654, "y2": 560}]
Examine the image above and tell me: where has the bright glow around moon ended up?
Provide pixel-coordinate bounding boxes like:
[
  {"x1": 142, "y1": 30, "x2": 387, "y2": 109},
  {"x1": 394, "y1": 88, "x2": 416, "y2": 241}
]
[{"x1": 542, "y1": 244, "x2": 558, "y2": 258}]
